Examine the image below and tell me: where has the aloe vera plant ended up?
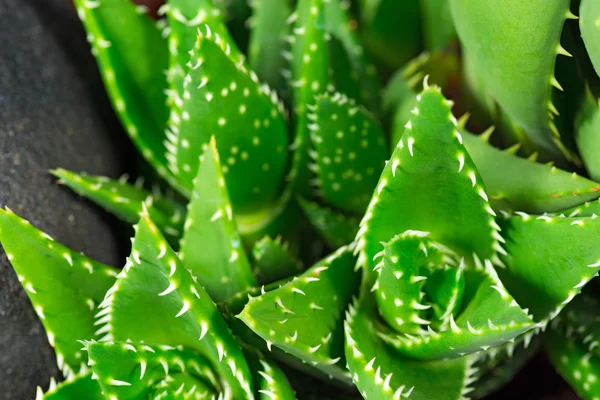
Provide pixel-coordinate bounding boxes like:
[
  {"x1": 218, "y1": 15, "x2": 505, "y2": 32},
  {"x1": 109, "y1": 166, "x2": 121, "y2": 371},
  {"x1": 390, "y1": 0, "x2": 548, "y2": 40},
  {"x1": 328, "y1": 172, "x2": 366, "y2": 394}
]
[{"x1": 6, "y1": 0, "x2": 600, "y2": 399}]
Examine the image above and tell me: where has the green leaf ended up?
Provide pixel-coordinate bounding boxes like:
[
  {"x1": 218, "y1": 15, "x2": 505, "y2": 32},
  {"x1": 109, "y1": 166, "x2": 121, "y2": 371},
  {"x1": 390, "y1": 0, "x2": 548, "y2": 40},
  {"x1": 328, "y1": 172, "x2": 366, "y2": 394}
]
[
  {"x1": 169, "y1": 25, "x2": 289, "y2": 213},
  {"x1": 546, "y1": 321, "x2": 600, "y2": 400},
  {"x1": 461, "y1": 130, "x2": 600, "y2": 214},
  {"x1": 251, "y1": 236, "x2": 303, "y2": 284},
  {"x1": 0, "y1": 208, "x2": 118, "y2": 376},
  {"x1": 373, "y1": 231, "x2": 463, "y2": 335},
  {"x1": 52, "y1": 169, "x2": 186, "y2": 243},
  {"x1": 164, "y1": 0, "x2": 238, "y2": 99},
  {"x1": 298, "y1": 197, "x2": 359, "y2": 248},
  {"x1": 372, "y1": 231, "x2": 533, "y2": 360},
  {"x1": 180, "y1": 138, "x2": 257, "y2": 301},
  {"x1": 309, "y1": 93, "x2": 387, "y2": 215},
  {"x1": 575, "y1": 87, "x2": 600, "y2": 182},
  {"x1": 419, "y1": 0, "x2": 456, "y2": 51},
  {"x1": 100, "y1": 211, "x2": 254, "y2": 399},
  {"x1": 245, "y1": 350, "x2": 297, "y2": 400},
  {"x1": 345, "y1": 297, "x2": 475, "y2": 400},
  {"x1": 73, "y1": 0, "x2": 177, "y2": 189},
  {"x1": 378, "y1": 267, "x2": 533, "y2": 360},
  {"x1": 248, "y1": 0, "x2": 292, "y2": 92},
  {"x1": 239, "y1": 246, "x2": 359, "y2": 384},
  {"x1": 581, "y1": 0, "x2": 600, "y2": 78},
  {"x1": 289, "y1": 0, "x2": 332, "y2": 197},
  {"x1": 85, "y1": 341, "x2": 217, "y2": 399},
  {"x1": 498, "y1": 213, "x2": 600, "y2": 322},
  {"x1": 449, "y1": 0, "x2": 574, "y2": 159},
  {"x1": 356, "y1": 86, "x2": 500, "y2": 285},
  {"x1": 38, "y1": 373, "x2": 104, "y2": 400},
  {"x1": 358, "y1": 0, "x2": 422, "y2": 69},
  {"x1": 324, "y1": 0, "x2": 381, "y2": 111}
]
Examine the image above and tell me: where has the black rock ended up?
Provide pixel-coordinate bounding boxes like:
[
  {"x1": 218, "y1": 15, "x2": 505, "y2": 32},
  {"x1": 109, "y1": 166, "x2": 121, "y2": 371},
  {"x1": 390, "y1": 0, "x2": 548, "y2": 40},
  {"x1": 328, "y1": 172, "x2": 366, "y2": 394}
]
[{"x1": 0, "y1": 0, "x2": 126, "y2": 398}]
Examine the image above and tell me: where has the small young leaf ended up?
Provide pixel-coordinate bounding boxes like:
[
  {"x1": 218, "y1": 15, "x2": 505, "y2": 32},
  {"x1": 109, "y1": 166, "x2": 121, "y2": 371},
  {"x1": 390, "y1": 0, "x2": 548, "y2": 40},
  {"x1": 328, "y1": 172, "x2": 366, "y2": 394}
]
[
  {"x1": 309, "y1": 93, "x2": 387, "y2": 215},
  {"x1": 101, "y1": 211, "x2": 254, "y2": 399},
  {"x1": 0, "y1": 208, "x2": 118, "y2": 376},
  {"x1": 52, "y1": 169, "x2": 186, "y2": 243},
  {"x1": 298, "y1": 197, "x2": 359, "y2": 248},
  {"x1": 169, "y1": 25, "x2": 289, "y2": 213},
  {"x1": 73, "y1": 0, "x2": 178, "y2": 189},
  {"x1": 239, "y1": 246, "x2": 359, "y2": 383},
  {"x1": 251, "y1": 235, "x2": 303, "y2": 284},
  {"x1": 378, "y1": 267, "x2": 533, "y2": 360}
]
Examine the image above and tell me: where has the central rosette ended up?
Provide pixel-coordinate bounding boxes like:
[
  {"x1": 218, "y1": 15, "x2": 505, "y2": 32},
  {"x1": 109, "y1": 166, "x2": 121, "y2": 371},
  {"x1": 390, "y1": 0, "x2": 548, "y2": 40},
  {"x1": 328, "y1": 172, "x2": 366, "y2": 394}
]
[{"x1": 371, "y1": 230, "x2": 533, "y2": 360}]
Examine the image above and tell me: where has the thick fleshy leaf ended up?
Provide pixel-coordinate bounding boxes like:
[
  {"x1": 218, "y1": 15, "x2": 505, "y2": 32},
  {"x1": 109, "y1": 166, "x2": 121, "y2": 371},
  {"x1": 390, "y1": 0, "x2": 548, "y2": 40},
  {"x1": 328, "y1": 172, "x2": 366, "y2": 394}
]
[
  {"x1": 358, "y1": 0, "x2": 422, "y2": 69},
  {"x1": 164, "y1": 0, "x2": 238, "y2": 101},
  {"x1": 52, "y1": 169, "x2": 186, "y2": 243},
  {"x1": 99, "y1": 211, "x2": 254, "y2": 399},
  {"x1": 180, "y1": 138, "x2": 257, "y2": 301},
  {"x1": 378, "y1": 267, "x2": 534, "y2": 361},
  {"x1": 168, "y1": 25, "x2": 289, "y2": 212},
  {"x1": 289, "y1": 0, "x2": 332, "y2": 196},
  {"x1": 251, "y1": 236, "x2": 303, "y2": 284},
  {"x1": 0, "y1": 208, "x2": 118, "y2": 376},
  {"x1": 248, "y1": 0, "x2": 292, "y2": 92},
  {"x1": 324, "y1": 0, "x2": 381, "y2": 111},
  {"x1": 373, "y1": 231, "x2": 463, "y2": 335},
  {"x1": 575, "y1": 87, "x2": 600, "y2": 182},
  {"x1": 239, "y1": 246, "x2": 359, "y2": 383},
  {"x1": 581, "y1": 0, "x2": 600, "y2": 78},
  {"x1": 85, "y1": 341, "x2": 217, "y2": 399},
  {"x1": 546, "y1": 323, "x2": 600, "y2": 400},
  {"x1": 245, "y1": 350, "x2": 297, "y2": 400},
  {"x1": 356, "y1": 86, "x2": 500, "y2": 284},
  {"x1": 298, "y1": 197, "x2": 359, "y2": 248},
  {"x1": 309, "y1": 93, "x2": 387, "y2": 215},
  {"x1": 73, "y1": 0, "x2": 177, "y2": 189},
  {"x1": 345, "y1": 298, "x2": 475, "y2": 400},
  {"x1": 420, "y1": 0, "x2": 456, "y2": 51},
  {"x1": 39, "y1": 373, "x2": 103, "y2": 400},
  {"x1": 498, "y1": 213, "x2": 600, "y2": 322},
  {"x1": 449, "y1": 0, "x2": 574, "y2": 159},
  {"x1": 462, "y1": 130, "x2": 600, "y2": 213}
]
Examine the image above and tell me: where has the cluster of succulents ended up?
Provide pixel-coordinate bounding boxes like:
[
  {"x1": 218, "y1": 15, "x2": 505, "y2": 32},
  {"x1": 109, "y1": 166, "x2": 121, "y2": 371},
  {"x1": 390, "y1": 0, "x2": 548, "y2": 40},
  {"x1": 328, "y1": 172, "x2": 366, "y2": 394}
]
[{"x1": 5, "y1": 0, "x2": 600, "y2": 398}]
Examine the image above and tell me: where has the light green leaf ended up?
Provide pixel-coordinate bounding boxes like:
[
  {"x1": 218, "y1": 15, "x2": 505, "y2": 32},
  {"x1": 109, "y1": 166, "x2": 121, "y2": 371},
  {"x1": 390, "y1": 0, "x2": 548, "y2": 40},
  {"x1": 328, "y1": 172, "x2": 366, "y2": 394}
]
[
  {"x1": 100, "y1": 211, "x2": 254, "y2": 399},
  {"x1": 239, "y1": 246, "x2": 359, "y2": 384},
  {"x1": 0, "y1": 208, "x2": 118, "y2": 376},
  {"x1": 180, "y1": 138, "x2": 257, "y2": 301},
  {"x1": 52, "y1": 169, "x2": 186, "y2": 243},
  {"x1": 73, "y1": 0, "x2": 177, "y2": 189}
]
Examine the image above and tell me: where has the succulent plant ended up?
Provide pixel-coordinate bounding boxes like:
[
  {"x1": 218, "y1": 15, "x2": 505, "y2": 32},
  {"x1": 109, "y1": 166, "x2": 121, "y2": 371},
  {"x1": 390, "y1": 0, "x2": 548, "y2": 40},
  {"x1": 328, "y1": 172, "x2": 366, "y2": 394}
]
[{"x1": 6, "y1": 0, "x2": 600, "y2": 399}]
